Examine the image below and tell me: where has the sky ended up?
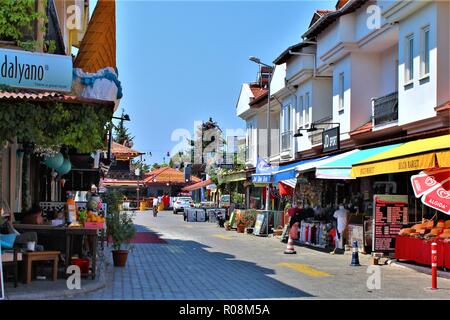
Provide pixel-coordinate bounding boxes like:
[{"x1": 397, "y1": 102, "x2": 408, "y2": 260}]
[{"x1": 107, "y1": 1, "x2": 335, "y2": 164}]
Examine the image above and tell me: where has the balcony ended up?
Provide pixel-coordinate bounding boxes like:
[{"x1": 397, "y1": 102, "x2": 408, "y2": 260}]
[
  {"x1": 372, "y1": 92, "x2": 398, "y2": 127},
  {"x1": 281, "y1": 131, "x2": 292, "y2": 152}
]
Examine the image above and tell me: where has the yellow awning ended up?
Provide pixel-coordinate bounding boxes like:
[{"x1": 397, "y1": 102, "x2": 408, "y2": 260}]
[
  {"x1": 437, "y1": 150, "x2": 450, "y2": 168},
  {"x1": 351, "y1": 134, "x2": 450, "y2": 178}
]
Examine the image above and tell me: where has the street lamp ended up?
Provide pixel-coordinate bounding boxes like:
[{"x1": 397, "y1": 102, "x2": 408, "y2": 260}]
[{"x1": 249, "y1": 56, "x2": 274, "y2": 211}]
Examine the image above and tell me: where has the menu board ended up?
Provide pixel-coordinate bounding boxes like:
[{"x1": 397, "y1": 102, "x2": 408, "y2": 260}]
[
  {"x1": 373, "y1": 195, "x2": 409, "y2": 252},
  {"x1": 254, "y1": 213, "x2": 267, "y2": 236}
]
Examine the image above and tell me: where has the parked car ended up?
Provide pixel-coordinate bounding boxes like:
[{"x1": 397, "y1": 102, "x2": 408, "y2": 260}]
[{"x1": 173, "y1": 197, "x2": 194, "y2": 214}]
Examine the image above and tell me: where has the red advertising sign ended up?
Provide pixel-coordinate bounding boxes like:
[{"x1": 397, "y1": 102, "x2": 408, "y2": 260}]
[
  {"x1": 411, "y1": 168, "x2": 450, "y2": 197},
  {"x1": 421, "y1": 178, "x2": 450, "y2": 215}
]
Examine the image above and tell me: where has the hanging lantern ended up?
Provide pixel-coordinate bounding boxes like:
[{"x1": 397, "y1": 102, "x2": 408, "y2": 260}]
[
  {"x1": 56, "y1": 158, "x2": 72, "y2": 175},
  {"x1": 43, "y1": 152, "x2": 64, "y2": 169}
]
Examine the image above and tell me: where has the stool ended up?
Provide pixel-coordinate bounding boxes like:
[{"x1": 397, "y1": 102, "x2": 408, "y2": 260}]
[{"x1": 22, "y1": 251, "x2": 60, "y2": 284}]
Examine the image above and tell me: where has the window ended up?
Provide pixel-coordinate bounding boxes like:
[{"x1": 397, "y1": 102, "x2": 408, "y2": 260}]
[
  {"x1": 338, "y1": 73, "x2": 344, "y2": 111},
  {"x1": 405, "y1": 34, "x2": 414, "y2": 83},
  {"x1": 298, "y1": 95, "x2": 304, "y2": 127},
  {"x1": 282, "y1": 105, "x2": 291, "y2": 133},
  {"x1": 305, "y1": 92, "x2": 310, "y2": 125},
  {"x1": 420, "y1": 26, "x2": 430, "y2": 78}
]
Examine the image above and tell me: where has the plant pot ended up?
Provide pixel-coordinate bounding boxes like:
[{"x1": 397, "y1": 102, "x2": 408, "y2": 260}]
[
  {"x1": 246, "y1": 227, "x2": 253, "y2": 234},
  {"x1": 112, "y1": 250, "x2": 129, "y2": 267},
  {"x1": 237, "y1": 224, "x2": 245, "y2": 233}
]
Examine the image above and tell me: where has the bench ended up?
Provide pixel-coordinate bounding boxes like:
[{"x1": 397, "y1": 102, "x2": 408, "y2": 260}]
[{"x1": 22, "y1": 251, "x2": 60, "y2": 284}]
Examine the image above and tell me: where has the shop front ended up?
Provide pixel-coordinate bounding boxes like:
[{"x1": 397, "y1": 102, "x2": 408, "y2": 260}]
[{"x1": 350, "y1": 134, "x2": 450, "y2": 264}]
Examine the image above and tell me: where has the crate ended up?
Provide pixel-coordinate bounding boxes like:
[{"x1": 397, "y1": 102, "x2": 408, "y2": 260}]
[{"x1": 84, "y1": 222, "x2": 105, "y2": 229}]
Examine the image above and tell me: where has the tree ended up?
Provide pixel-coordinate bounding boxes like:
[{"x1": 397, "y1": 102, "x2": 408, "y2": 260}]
[
  {"x1": 114, "y1": 109, "x2": 134, "y2": 146},
  {"x1": 132, "y1": 159, "x2": 151, "y2": 174}
]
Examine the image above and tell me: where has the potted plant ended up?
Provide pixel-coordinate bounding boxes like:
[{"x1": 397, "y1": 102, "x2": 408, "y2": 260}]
[
  {"x1": 236, "y1": 217, "x2": 246, "y2": 233},
  {"x1": 237, "y1": 210, "x2": 256, "y2": 233},
  {"x1": 108, "y1": 211, "x2": 136, "y2": 267},
  {"x1": 224, "y1": 221, "x2": 231, "y2": 231}
]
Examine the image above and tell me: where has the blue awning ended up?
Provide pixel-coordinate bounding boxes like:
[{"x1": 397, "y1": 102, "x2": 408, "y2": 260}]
[
  {"x1": 316, "y1": 144, "x2": 402, "y2": 179},
  {"x1": 272, "y1": 158, "x2": 319, "y2": 184}
]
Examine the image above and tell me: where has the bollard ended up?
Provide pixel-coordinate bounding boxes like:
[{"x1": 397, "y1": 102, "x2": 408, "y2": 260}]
[
  {"x1": 284, "y1": 236, "x2": 297, "y2": 254},
  {"x1": 431, "y1": 242, "x2": 437, "y2": 290},
  {"x1": 350, "y1": 240, "x2": 360, "y2": 266}
]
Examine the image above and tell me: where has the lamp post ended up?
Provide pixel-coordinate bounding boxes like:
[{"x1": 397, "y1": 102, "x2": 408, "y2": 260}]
[
  {"x1": 108, "y1": 113, "x2": 131, "y2": 161},
  {"x1": 249, "y1": 56, "x2": 274, "y2": 211}
]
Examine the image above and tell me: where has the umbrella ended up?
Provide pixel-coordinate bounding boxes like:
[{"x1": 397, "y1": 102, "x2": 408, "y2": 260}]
[{"x1": 411, "y1": 168, "x2": 450, "y2": 214}]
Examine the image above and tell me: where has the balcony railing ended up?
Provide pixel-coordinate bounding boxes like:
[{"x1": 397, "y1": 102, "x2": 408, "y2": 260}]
[
  {"x1": 281, "y1": 131, "x2": 292, "y2": 152},
  {"x1": 372, "y1": 92, "x2": 398, "y2": 127}
]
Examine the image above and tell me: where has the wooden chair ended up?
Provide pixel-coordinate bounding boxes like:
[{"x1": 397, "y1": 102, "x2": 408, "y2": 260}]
[{"x1": 2, "y1": 247, "x2": 22, "y2": 288}]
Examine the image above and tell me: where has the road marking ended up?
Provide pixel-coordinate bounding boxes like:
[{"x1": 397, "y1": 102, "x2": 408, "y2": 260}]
[
  {"x1": 212, "y1": 234, "x2": 232, "y2": 240},
  {"x1": 183, "y1": 225, "x2": 194, "y2": 228},
  {"x1": 277, "y1": 262, "x2": 331, "y2": 277}
]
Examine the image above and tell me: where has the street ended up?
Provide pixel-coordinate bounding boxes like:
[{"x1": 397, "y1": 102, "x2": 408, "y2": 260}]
[{"x1": 80, "y1": 211, "x2": 450, "y2": 300}]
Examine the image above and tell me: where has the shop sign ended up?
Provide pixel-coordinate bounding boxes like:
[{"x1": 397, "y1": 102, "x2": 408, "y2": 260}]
[
  {"x1": 373, "y1": 194, "x2": 409, "y2": 253},
  {"x1": 0, "y1": 48, "x2": 72, "y2": 92},
  {"x1": 322, "y1": 127, "x2": 340, "y2": 152},
  {"x1": 251, "y1": 174, "x2": 271, "y2": 184}
]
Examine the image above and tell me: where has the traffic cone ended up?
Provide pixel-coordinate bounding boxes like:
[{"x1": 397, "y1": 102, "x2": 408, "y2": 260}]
[
  {"x1": 284, "y1": 236, "x2": 297, "y2": 254},
  {"x1": 350, "y1": 240, "x2": 360, "y2": 266}
]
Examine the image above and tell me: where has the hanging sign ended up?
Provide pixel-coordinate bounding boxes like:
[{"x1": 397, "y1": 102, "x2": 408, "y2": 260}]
[
  {"x1": 0, "y1": 48, "x2": 72, "y2": 92},
  {"x1": 411, "y1": 169, "x2": 450, "y2": 215},
  {"x1": 322, "y1": 127, "x2": 340, "y2": 152},
  {"x1": 373, "y1": 194, "x2": 409, "y2": 253}
]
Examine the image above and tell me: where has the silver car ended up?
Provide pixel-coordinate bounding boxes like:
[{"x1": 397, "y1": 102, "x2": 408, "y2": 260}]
[{"x1": 173, "y1": 197, "x2": 194, "y2": 214}]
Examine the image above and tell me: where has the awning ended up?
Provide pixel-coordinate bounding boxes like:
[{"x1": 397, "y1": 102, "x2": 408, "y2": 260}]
[
  {"x1": 182, "y1": 179, "x2": 213, "y2": 192},
  {"x1": 279, "y1": 178, "x2": 296, "y2": 188},
  {"x1": 272, "y1": 158, "x2": 318, "y2": 184},
  {"x1": 295, "y1": 152, "x2": 358, "y2": 176},
  {"x1": 316, "y1": 144, "x2": 401, "y2": 179},
  {"x1": 351, "y1": 134, "x2": 450, "y2": 178}
]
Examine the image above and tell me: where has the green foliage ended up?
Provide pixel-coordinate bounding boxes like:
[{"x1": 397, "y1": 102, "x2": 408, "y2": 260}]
[
  {"x1": 132, "y1": 159, "x2": 150, "y2": 174},
  {"x1": 103, "y1": 190, "x2": 136, "y2": 251},
  {"x1": 236, "y1": 209, "x2": 257, "y2": 227},
  {"x1": 231, "y1": 191, "x2": 244, "y2": 205},
  {"x1": 0, "y1": 100, "x2": 112, "y2": 153},
  {"x1": 107, "y1": 211, "x2": 136, "y2": 251},
  {"x1": 0, "y1": 0, "x2": 51, "y2": 52},
  {"x1": 113, "y1": 109, "x2": 134, "y2": 145}
]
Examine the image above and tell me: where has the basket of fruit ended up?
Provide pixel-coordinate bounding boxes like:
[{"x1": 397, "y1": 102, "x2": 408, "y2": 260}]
[{"x1": 84, "y1": 211, "x2": 106, "y2": 229}]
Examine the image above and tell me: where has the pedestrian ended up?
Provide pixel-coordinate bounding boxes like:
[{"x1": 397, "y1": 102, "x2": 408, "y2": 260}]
[
  {"x1": 332, "y1": 204, "x2": 349, "y2": 253},
  {"x1": 152, "y1": 196, "x2": 159, "y2": 217}
]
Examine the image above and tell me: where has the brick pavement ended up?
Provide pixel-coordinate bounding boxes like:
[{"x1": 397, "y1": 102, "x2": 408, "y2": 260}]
[{"x1": 77, "y1": 211, "x2": 450, "y2": 300}]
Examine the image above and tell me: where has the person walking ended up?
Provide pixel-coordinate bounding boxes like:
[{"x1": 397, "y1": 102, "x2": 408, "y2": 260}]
[{"x1": 152, "y1": 196, "x2": 159, "y2": 217}]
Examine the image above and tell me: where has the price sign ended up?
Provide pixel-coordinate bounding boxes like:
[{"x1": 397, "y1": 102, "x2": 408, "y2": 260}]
[{"x1": 373, "y1": 194, "x2": 409, "y2": 252}]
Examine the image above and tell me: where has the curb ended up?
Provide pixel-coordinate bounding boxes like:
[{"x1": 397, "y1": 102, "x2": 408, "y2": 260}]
[{"x1": 389, "y1": 261, "x2": 450, "y2": 279}]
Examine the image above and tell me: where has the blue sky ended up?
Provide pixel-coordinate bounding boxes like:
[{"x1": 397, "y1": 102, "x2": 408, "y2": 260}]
[{"x1": 109, "y1": 1, "x2": 335, "y2": 164}]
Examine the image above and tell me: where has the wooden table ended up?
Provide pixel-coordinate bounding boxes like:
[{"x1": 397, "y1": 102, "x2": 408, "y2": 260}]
[
  {"x1": 14, "y1": 224, "x2": 99, "y2": 280},
  {"x1": 22, "y1": 251, "x2": 60, "y2": 284}
]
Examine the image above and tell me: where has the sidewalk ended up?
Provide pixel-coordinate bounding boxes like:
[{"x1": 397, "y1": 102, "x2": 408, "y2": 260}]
[{"x1": 3, "y1": 249, "x2": 109, "y2": 300}]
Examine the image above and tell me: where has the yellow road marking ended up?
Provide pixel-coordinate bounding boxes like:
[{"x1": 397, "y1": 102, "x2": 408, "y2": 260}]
[
  {"x1": 277, "y1": 262, "x2": 331, "y2": 277},
  {"x1": 212, "y1": 234, "x2": 232, "y2": 240},
  {"x1": 184, "y1": 225, "x2": 193, "y2": 228}
]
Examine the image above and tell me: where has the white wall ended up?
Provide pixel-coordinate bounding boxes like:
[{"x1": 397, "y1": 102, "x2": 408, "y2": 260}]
[
  {"x1": 236, "y1": 83, "x2": 253, "y2": 118},
  {"x1": 436, "y1": 1, "x2": 450, "y2": 107},
  {"x1": 398, "y1": 2, "x2": 438, "y2": 126},
  {"x1": 331, "y1": 55, "x2": 351, "y2": 139},
  {"x1": 379, "y1": 44, "x2": 398, "y2": 96},
  {"x1": 312, "y1": 78, "x2": 333, "y2": 123},
  {"x1": 270, "y1": 64, "x2": 286, "y2": 96}
]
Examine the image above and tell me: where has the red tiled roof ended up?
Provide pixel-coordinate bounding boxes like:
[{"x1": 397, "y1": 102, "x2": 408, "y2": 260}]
[
  {"x1": 436, "y1": 101, "x2": 450, "y2": 112},
  {"x1": 112, "y1": 141, "x2": 143, "y2": 158},
  {"x1": 103, "y1": 178, "x2": 144, "y2": 186},
  {"x1": 0, "y1": 89, "x2": 114, "y2": 107},
  {"x1": 316, "y1": 9, "x2": 336, "y2": 16},
  {"x1": 349, "y1": 121, "x2": 373, "y2": 136},
  {"x1": 182, "y1": 179, "x2": 213, "y2": 192},
  {"x1": 249, "y1": 90, "x2": 269, "y2": 107},
  {"x1": 249, "y1": 84, "x2": 268, "y2": 100},
  {"x1": 143, "y1": 167, "x2": 201, "y2": 185}
]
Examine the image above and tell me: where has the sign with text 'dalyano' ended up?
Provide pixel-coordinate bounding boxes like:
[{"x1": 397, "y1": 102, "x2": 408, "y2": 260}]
[{"x1": 0, "y1": 48, "x2": 72, "y2": 92}]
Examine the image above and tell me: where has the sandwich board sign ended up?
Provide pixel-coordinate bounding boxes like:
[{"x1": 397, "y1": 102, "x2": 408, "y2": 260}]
[{"x1": 254, "y1": 213, "x2": 267, "y2": 236}]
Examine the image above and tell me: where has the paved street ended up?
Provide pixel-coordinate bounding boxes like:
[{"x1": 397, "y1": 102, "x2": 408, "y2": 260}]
[{"x1": 79, "y1": 210, "x2": 450, "y2": 300}]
